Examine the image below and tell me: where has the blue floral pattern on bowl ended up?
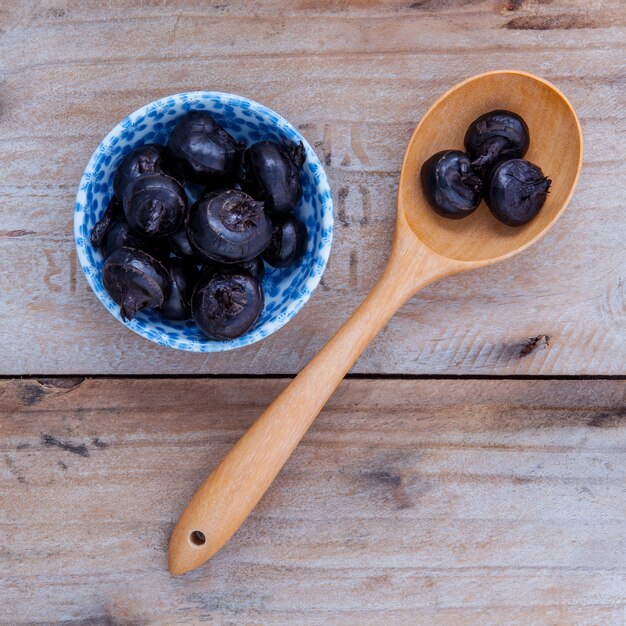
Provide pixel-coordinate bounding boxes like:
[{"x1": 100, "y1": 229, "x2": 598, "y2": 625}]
[{"x1": 74, "y1": 92, "x2": 334, "y2": 352}]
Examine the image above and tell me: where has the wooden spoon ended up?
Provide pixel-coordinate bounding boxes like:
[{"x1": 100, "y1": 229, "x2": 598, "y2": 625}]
[{"x1": 168, "y1": 70, "x2": 583, "y2": 575}]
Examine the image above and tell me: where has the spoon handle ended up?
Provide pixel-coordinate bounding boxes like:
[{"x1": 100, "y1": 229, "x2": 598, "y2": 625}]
[{"x1": 168, "y1": 227, "x2": 452, "y2": 575}]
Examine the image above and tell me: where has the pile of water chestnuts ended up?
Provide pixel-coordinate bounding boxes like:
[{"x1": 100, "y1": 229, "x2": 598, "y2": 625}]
[
  {"x1": 421, "y1": 110, "x2": 551, "y2": 226},
  {"x1": 91, "y1": 111, "x2": 308, "y2": 340}
]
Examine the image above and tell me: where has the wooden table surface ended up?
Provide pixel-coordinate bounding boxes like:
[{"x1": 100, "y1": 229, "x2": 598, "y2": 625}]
[{"x1": 1, "y1": 1, "x2": 625, "y2": 624}]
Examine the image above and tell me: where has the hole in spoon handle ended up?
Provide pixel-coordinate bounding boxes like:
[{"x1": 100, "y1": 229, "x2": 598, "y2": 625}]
[{"x1": 189, "y1": 530, "x2": 206, "y2": 546}]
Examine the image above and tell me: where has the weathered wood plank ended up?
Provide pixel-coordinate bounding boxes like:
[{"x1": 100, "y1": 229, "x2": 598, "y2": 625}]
[
  {"x1": 1, "y1": 378, "x2": 624, "y2": 624},
  {"x1": 0, "y1": 1, "x2": 624, "y2": 375}
]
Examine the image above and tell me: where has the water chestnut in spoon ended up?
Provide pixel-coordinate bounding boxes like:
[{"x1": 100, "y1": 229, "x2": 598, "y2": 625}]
[
  {"x1": 484, "y1": 158, "x2": 551, "y2": 226},
  {"x1": 464, "y1": 110, "x2": 530, "y2": 170},
  {"x1": 420, "y1": 150, "x2": 482, "y2": 219}
]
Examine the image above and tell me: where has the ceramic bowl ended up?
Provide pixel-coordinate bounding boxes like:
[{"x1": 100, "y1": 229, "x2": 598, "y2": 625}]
[{"x1": 74, "y1": 92, "x2": 334, "y2": 352}]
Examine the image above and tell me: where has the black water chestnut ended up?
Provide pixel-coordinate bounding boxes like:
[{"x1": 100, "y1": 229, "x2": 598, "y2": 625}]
[
  {"x1": 464, "y1": 110, "x2": 530, "y2": 171},
  {"x1": 91, "y1": 196, "x2": 121, "y2": 248},
  {"x1": 262, "y1": 214, "x2": 308, "y2": 268},
  {"x1": 160, "y1": 258, "x2": 199, "y2": 321},
  {"x1": 212, "y1": 256, "x2": 265, "y2": 282},
  {"x1": 484, "y1": 158, "x2": 551, "y2": 227},
  {"x1": 167, "y1": 111, "x2": 242, "y2": 184},
  {"x1": 101, "y1": 218, "x2": 168, "y2": 259},
  {"x1": 236, "y1": 256, "x2": 265, "y2": 282},
  {"x1": 91, "y1": 197, "x2": 167, "y2": 257},
  {"x1": 192, "y1": 268, "x2": 264, "y2": 340},
  {"x1": 122, "y1": 174, "x2": 187, "y2": 237},
  {"x1": 421, "y1": 150, "x2": 482, "y2": 219},
  {"x1": 168, "y1": 227, "x2": 196, "y2": 260},
  {"x1": 113, "y1": 144, "x2": 173, "y2": 199},
  {"x1": 187, "y1": 189, "x2": 272, "y2": 264},
  {"x1": 102, "y1": 247, "x2": 171, "y2": 321},
  {"x1": 241, "y1": 140, "x2": 306, "y2": 214}
]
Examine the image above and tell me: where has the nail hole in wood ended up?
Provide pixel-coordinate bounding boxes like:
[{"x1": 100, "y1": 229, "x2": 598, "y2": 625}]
[{"x1": 189, "y1": 530, "x2": 206, "y2": 546}]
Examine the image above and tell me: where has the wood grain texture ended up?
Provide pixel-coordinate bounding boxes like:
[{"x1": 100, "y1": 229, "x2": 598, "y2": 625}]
[
  {"x1": 0, "y1": 0, "x2": 625, "y2": 375},
  {"x1": 1, "y1": 377, "x2": 625, "y2": 624}
]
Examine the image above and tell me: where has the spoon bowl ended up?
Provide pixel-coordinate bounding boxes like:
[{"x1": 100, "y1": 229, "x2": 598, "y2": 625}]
[
  {"x1": 168, "y1": 71, "x2": 582, "y2": 575},
  {"x1": 400, "y1": 70, "x2": 582, "y2": 262}
]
